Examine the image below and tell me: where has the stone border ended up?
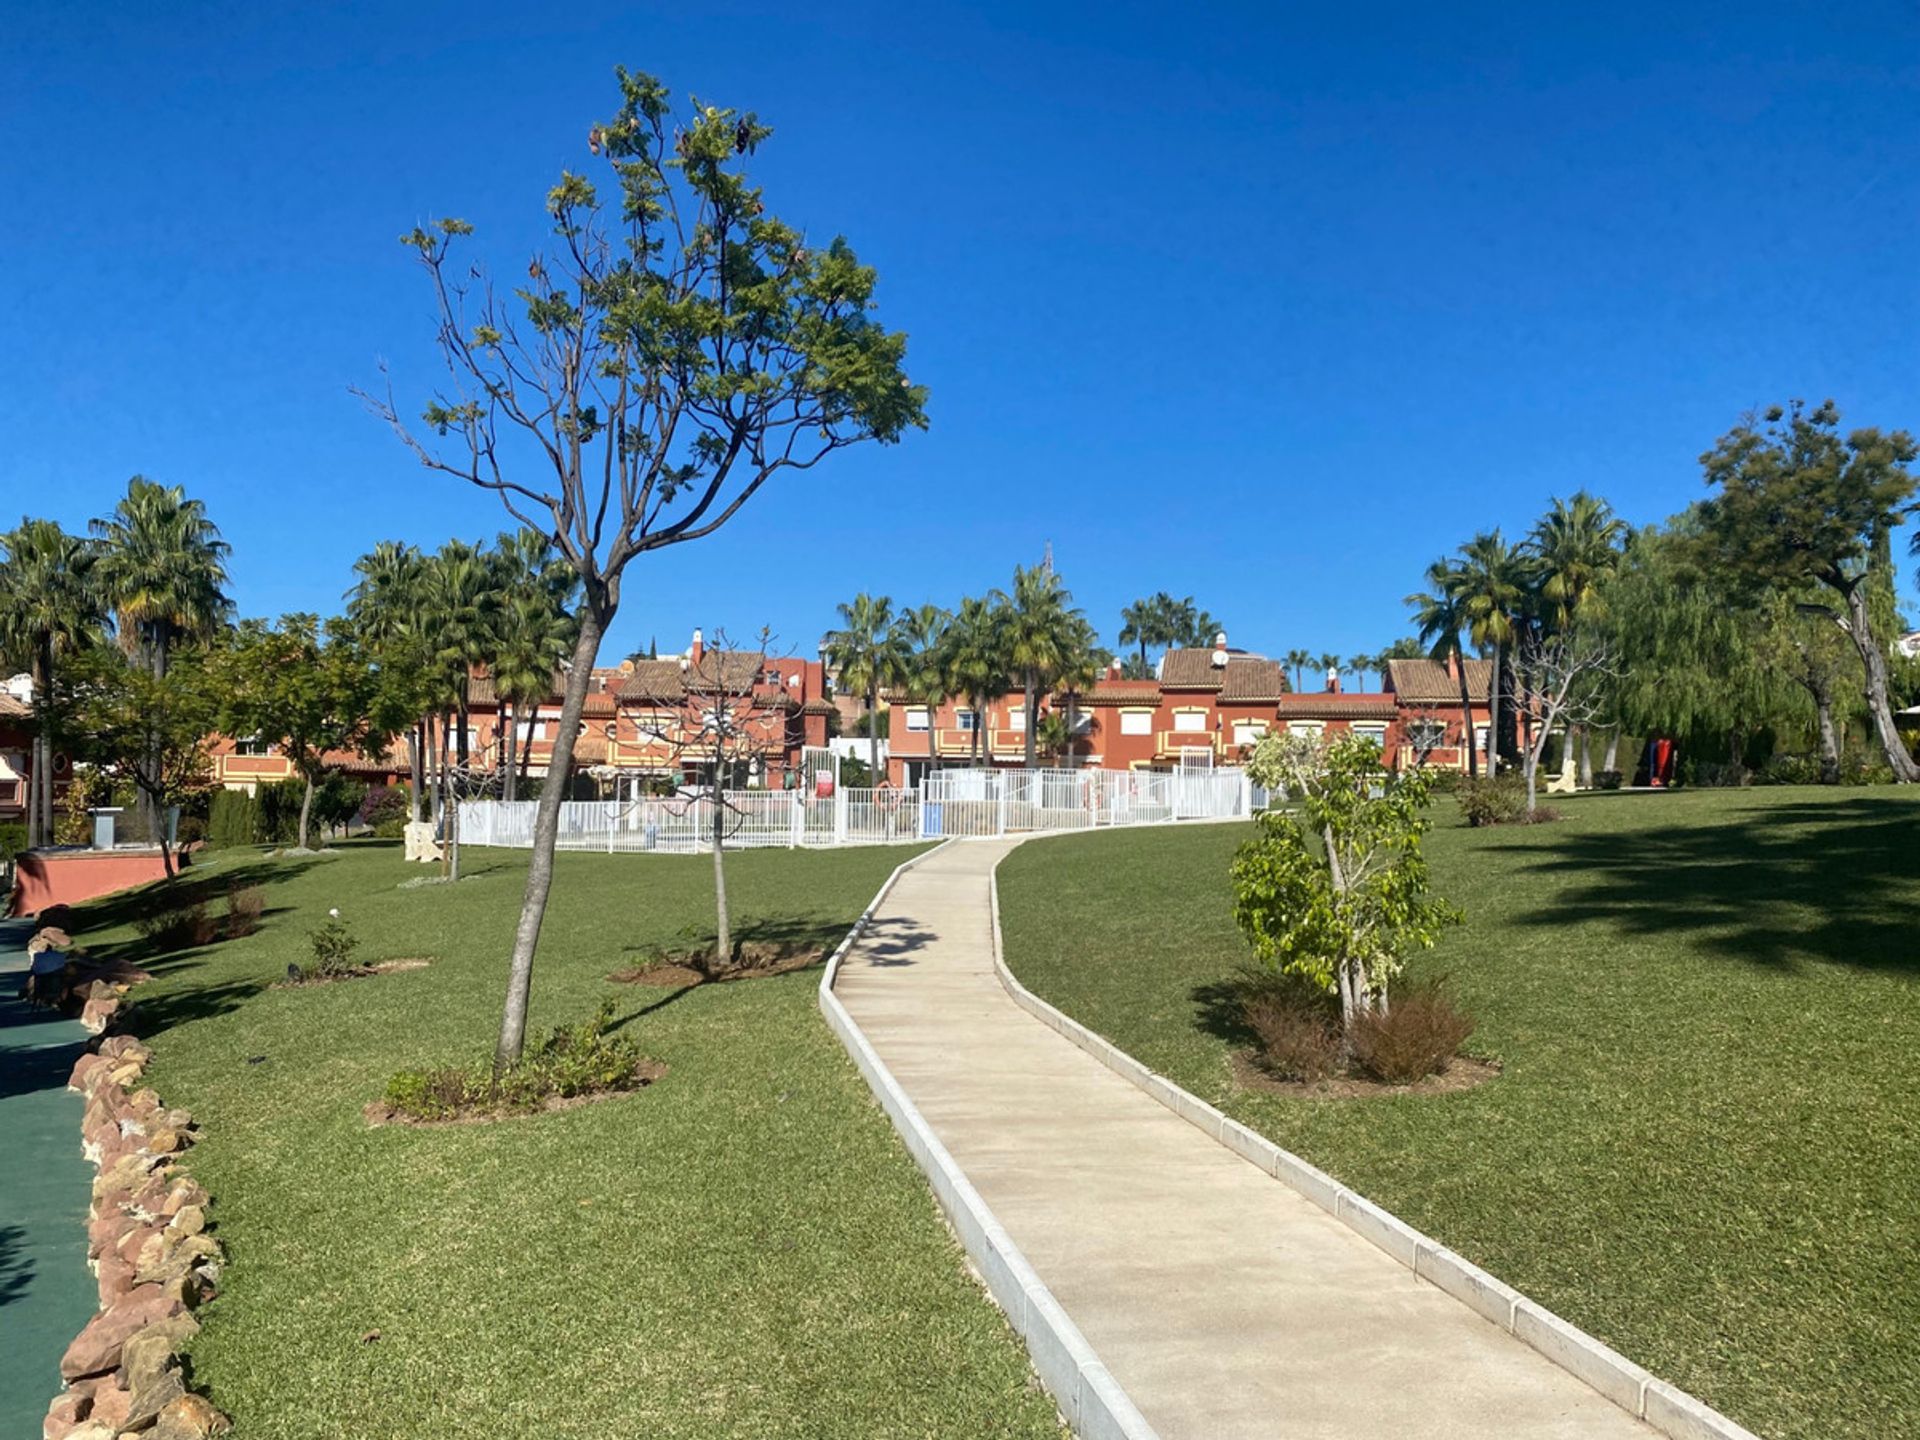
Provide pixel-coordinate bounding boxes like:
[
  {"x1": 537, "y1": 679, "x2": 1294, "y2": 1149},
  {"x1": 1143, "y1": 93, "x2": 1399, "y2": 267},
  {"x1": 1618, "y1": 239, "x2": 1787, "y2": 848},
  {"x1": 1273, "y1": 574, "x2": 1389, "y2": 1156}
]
[
  {"x1": 818, "y1": 841, "x2": 1161, "y2": 1440},
  {"x1": 984, "y1": 851, "x2": 1764, "y2": 1440}
]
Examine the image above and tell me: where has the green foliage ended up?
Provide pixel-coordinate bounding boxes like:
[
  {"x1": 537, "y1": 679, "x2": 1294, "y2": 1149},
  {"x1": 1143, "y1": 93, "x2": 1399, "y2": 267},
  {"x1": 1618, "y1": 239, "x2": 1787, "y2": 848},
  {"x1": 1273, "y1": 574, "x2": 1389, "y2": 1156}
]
[
  {"x1": 303, "y1": 912, "x2": 360, "y2": 978},
  {"x1": 0, "y1": 821, "x2": 26, "y2": 861},
  {"x1": 206, "y1": 789, "x2": 259, "y2": 848},
  {"x1": 225, "y1": 883, "x2": 264, "y2": 940},
  {"x1": 1456, "y1": 773, "x2": 1542, "y2": 826},
  {"x1": 382, "y1": 1000, "x2": 654, "y2": 1120},
  {"x1": 1235, "y1": 734, "x2": 1458, "y2": 1020}
]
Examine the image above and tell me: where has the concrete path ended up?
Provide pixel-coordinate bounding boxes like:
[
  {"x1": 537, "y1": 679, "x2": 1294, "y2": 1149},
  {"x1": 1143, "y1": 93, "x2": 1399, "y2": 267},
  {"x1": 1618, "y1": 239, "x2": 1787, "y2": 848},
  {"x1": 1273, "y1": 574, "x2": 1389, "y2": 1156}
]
[
  {"x1": 835, "y1": 840, "x2": 1652, "y2": 1440},
  {"x1": 0, "y1": 919, "x2": 96, "y2": 1435}
]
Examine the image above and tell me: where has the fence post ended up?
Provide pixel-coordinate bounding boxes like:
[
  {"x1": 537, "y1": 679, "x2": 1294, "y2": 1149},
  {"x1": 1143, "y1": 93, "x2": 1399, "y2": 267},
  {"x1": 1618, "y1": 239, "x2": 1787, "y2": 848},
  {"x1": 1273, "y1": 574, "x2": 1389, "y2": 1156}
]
[
  {"x1": 996, "y1": 773, "x2": 1008, "y2": 836},
  {"x1": 835, "y1": 784, "x2": 848, "y2": 847},
  {"x1": 790, "y1": 793, "x2": 802, "y2": 848}
]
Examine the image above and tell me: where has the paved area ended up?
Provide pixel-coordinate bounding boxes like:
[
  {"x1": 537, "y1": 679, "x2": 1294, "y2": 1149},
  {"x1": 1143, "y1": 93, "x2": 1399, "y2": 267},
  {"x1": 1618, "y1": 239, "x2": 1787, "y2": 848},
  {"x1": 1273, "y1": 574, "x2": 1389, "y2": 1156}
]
[
  {"x1": 835, "y1": 840, "x2": 1652, "y2": 1440},
  {"x1": 0, "y1": 919, "x2": 96, "y2": 1434}
]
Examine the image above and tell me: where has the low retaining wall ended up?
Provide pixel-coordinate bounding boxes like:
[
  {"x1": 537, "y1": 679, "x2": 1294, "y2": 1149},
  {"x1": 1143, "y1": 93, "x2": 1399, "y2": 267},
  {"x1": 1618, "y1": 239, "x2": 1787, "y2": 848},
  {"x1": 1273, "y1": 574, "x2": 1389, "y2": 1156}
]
[
  {"x1": 984, "y1": 851, "x2": 1763, "y2": 1440},
  {"x1": 11, "y1": 850, "x2": 177, "y2": 919},
  {"x1": 818, "y1": 842, "x2": 1159, "y2": 1440}
]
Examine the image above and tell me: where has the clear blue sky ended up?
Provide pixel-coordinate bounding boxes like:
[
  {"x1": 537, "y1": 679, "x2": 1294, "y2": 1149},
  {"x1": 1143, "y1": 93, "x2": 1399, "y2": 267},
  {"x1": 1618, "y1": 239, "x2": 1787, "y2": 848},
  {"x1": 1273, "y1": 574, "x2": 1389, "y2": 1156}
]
[{"x1": 4, "y1": 2, "x2": 1917, "y2": 667}]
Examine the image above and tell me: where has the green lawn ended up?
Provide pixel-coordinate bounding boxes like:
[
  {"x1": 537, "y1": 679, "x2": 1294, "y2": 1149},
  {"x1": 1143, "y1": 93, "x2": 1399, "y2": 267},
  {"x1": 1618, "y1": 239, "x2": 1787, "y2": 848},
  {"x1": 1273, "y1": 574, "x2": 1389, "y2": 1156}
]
[
  {"x1": 72, "y1": 840, "x2": 1063, "y2": 1440},
  {"x1": 997, "y1": 789, "x2": 1920, "y2": 1440}
]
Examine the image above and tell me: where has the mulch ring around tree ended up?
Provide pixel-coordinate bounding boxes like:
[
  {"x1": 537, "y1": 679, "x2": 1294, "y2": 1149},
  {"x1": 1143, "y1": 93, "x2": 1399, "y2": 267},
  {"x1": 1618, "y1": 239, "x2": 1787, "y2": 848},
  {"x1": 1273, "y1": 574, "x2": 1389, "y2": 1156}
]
[
  {"x1": 361, "y1": 1062, "x2": 669, "y2": 1128},
  {"x1": 273, "y1": 958, "x2": 433, "y2": 988},
  {"x1": 608, "y1": 941, "x2": 826, "y2": 988},
  {"x1": 1230, "y1": 1049, "x2": 1502, "y2": 1100}
]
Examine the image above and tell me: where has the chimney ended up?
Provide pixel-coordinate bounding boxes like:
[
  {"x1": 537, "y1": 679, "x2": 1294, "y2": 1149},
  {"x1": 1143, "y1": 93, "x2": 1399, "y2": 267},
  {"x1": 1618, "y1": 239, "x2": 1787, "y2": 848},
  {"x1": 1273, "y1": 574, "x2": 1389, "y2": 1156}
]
[
  {"x1": 689, "y1": 627, "x2": 704, "y2": 666},
  {"x1": 1326, "y1": 666, "x2": 1340, "y2": 694},
  {"x1": 1445, "y1": 648, "x2": 1459, "y2": 680}
]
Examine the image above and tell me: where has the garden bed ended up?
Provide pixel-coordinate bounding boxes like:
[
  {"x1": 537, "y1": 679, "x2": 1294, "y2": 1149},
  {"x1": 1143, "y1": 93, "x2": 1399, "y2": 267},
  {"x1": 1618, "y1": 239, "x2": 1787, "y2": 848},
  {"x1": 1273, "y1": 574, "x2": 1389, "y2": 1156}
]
[
  {"x1": 609, "y1": 940, "x2": 825, "y2": 987},
  {"x1": 1230, "y1": 1048, "x2": 1499, "y2": 1100}
]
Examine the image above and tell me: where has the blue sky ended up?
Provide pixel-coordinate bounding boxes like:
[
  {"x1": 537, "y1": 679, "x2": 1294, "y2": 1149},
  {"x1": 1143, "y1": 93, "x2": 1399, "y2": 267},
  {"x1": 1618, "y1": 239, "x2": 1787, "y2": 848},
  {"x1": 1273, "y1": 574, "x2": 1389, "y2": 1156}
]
[{"x1": 4, "y1": 2, "x2": 1917, "y2": 667}]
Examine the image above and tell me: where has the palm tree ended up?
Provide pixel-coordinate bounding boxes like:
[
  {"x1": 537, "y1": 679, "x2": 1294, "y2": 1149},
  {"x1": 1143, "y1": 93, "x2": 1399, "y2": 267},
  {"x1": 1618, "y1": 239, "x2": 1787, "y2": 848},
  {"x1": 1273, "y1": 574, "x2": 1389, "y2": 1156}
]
[
  {"x1": 1159, "y1": 593, "x2": 1198, "y2": 653},
  {"x1": 1529, "y1": 491, "x2": 1628, "y2": 631},
  {"x1": 348, "y1": 540, "x2": 430, "y2": 820},
  {"x1": 1188, "y1": 609, "x2": 1224, "y2": 648},
  {"x1": 90, "y1": 478, "x2": 232, "y2": 837},
  {"x1": 489, "y1": 531, "x2": 579, "y2": 801},
  {"x1": 1345, "y1": 653, "x2": 1373, "y2": 691},
  {"x1": 823, "y1": 594, "x2": 910, "y2": 782},
  {"x1": 1052, "y1": 615, "x2": 1102, "y2": 769},
  {"x1": 1406, "y1": 560, "x2": 1479, "y2": 777},
  {"x1": 1315, "y1": 652, "x2": 1340, "y2": 690},
  {"x1": 1453, "y1": 530, "x2": 1534, "y2": 773},
  {"x1": 1528, "y1": 493, "x2": 1627, "y2": 782},
  {"x1": 997, "y1": 565, "x2": 1086, "y2": 767},
  {"x1": 0, "y1": 520, "x2": 104, "y2": 846},
  {"x1": 902, "y1": 603, "x2": 951, "y2": 782},
  {"x1": 1118, "y1": 598, "x2": 1155, "y2": 671},
  {"x1": 1284, "y1": 648, "x2": 1311, "y2": 692},
  {"x1": 940, "y1": 596, "x2": 1006, "y2": 767}
]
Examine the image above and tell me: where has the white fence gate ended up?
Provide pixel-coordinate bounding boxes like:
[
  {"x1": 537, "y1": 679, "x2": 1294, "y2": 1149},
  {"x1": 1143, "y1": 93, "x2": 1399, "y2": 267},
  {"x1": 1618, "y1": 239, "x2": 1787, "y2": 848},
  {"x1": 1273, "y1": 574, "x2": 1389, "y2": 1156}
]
[{"x1": 461, "y1": 767, "x2": 1249, "y2": 856}]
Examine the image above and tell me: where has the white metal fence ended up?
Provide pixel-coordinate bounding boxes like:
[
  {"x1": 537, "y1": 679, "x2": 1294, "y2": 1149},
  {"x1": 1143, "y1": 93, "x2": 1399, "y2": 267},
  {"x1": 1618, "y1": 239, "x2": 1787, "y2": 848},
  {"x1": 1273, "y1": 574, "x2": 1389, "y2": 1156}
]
[{"x1": 459, "y1": 767, "x2": 1249, "y2": 856}]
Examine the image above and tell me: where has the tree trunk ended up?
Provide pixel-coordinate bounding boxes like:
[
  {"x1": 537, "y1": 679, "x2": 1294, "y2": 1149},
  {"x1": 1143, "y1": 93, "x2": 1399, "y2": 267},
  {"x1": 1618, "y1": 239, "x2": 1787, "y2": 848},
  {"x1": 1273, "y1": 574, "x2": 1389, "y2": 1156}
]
[
  {"x1": 26, "y1": 733, "x2": 41, "y2": 850},
  {"x1": 1577, "y1": 726, "x2": 1593, "y2": 788},
  {"x1": 868, "y1": 678, "x2": 880, "y2": 783},
  {"x1": 1023, "y1": 673, "x2": 1037, "y2": 768},
  {"x1": 711, "y1": 797, "x2": 732, "y2": 972},
  {"x1": 1453, "y1": 647, "x2": 1478, "y2": 779},
  {"x1": 1813, "y1": 687, "x2": 1841, "y2": 784},
  {"x1": 1486, "y1": 644, "x2": 1503, "y2": 776},
  {"x1": 1603, "y1": 729, "x2": 1620, "y2": 776},
  {"x1": 495, "y1": 606, "x2": 608, "y2": 1073},
  {"x1": 297, "y1": 774, "x2": 315, "y2": 851},
  {"x1": 503, "y1": 698, "x2": 518, "y2": 804},
  {"x1": 1838, "y1": 584, "x2": 1919, "y2": 781},
  {"x1": 406, "y1": 723, "x2": 423, "y2": 822}
]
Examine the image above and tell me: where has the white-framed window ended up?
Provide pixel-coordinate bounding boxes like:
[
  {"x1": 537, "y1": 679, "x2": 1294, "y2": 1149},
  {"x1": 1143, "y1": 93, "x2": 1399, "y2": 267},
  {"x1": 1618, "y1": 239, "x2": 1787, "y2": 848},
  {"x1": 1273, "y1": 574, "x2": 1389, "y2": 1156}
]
[
  {"x1": 1173, "y1": 709, "x2": 1208, "y2": 734},
  {"x1": 517, "y1": 719, "x2": 548, "y2": 742},
  {"x1": 1288, "y1": 721, "x2": 1325, "y2": 738},
  {"x1": 1475, "y1": 724, "x2": 1491, "y2": 755},
  {"x1": 1408, "y1": 719, "x2": 1447, "y2": 751},
  {"x1": 956, "y1": 709, "x2": 977, "y2": 732},
  {"x1": 905, "y1": 707, "x2": 930, "y2": 732},
  {"x1": 1231, "y1": 720, "x2": 1266, "y2": 748},
  {"x1": 1352, "y1": 723, "x2": 1387, "y2": 748},
  {"x1": 232, "y1": 736, "x2": 270, "y2": 757},
  {"x1": 1119, "y1": 708, "x2": 1153, "y2": 736},
  {"x1": 1008, "y1": 707, "x2": 1027, "y2": 733}
]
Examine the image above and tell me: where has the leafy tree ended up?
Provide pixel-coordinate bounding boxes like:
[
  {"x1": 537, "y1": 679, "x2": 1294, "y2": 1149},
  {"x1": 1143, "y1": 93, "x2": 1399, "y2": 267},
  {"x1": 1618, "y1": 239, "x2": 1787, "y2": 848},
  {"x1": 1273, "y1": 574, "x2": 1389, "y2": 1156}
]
[
  {"x1": 1452, "y1": 530, "x2": 1534, "y2": 771},
  {"x1": 1526, "y1": 491, "x2": 1627, "y2": 782},
  {"x1": 1345, "y1": 653, "x2": 1375, "y2": 691},
  {"x1": 1405, "y1": 560, "x2": 1479, "y2": 777},
  {"x1": 218, "y1": 616, "x2": 382, "y2": 850},
  {"x1": 66, "y1": 644, "x2": 221, "y2": 874},
  {"x1": 900, "y1": 603, "x2": 951, "y2": 780},
  {"x1": 1314, "y1": 652, "x2": 1340, "y2": 689},
  {"x1": 366, "y1": 68, "x2": 924, "y2": 1069},
  {"x1": 0, "y1": 520, "x2": 103, "y2": 846},
  {"x1": 1284, "y1": 648, "x2": 1312, "y2": 694},
  {"x1": 489, "y1": 530, "x2": 580, "y2": 802},
  {"x1": 1695, "y1": 400, "x2": 1920, "y2": 780},
  {"x1": 823, "y1": 593, "x2": 910, "y2": 782},
  {"x1": 1118, "y1": 598, "x2": 1156, "y2": 672},
  {"x1": 1235, "y1": 733, "x2": 1458, "y2": 1035},
  {"x1": 347, "y1": 540, "x2": 432, "y2": 820}
]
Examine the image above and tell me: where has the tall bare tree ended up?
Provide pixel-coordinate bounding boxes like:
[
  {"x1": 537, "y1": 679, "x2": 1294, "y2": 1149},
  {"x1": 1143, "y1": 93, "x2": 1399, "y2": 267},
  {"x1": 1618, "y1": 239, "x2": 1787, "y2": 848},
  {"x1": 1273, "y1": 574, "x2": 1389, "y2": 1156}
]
[{"x1": 364, "y1": 68, "x2": 925, "y2": 1068}]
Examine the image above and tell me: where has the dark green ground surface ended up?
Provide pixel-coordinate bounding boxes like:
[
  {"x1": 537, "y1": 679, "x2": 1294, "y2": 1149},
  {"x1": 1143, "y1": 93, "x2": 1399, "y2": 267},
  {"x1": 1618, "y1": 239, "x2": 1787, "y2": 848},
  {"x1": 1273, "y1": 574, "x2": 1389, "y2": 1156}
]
[
  {"x1": 59, "y1": 841, "x2": 1063, "y2": 1440},
  {"x1": 997, "y1": 789, "x2": 1920, "y2": 1440},
  {"x1": 0, "y1": 919, "x2": 97, "y2": 1436}
]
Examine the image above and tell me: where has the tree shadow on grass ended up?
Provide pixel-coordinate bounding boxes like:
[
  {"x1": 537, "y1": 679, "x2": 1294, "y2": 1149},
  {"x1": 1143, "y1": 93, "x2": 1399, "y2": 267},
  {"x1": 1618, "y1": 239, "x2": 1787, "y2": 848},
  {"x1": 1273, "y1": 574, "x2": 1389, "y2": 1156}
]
[
  {"x1": 1491, "y1": 796, "x2": 1920, "y2": 974},
  {"x1": 1191, "y1": 979, "x2": 1260, "y2": 1048}
]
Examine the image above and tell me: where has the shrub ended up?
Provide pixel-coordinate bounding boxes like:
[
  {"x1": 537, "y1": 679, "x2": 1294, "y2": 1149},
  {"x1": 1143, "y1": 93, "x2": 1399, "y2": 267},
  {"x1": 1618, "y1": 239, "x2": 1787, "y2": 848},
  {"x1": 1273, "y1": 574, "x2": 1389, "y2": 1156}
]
[
  {"x1": 301, "y1": 912, "x2": 360, "y2": 978},
  {"x1": 1349, "y1": 981, "x2": 1476, "y2": 1084},
  {"x1": 1594, "y1": 770, "x2": 1623, "y2": 791},
  {"x1": 1234, "y1": 970, "x2": 1341, "y2": 1081},
  {"x1": 0, "y1": 821, "x2": 27, "y2": 863},
  {"x1": 1839, "y1": 755, "x2": 1896, "y2": 786},
  {"x1": 383, "y1": 1001, "x2": 655, "y2": 1120},
  {"x1": 1457, "y1": 774, "x2": 1528, "y2": 826},
  {"x1": 258, "y1": 779, "x2": 308, "y2": 846},
  {"x1": 207, "y1": 789, "x2": 261, "y2": 848},
  {"x1": 1688, "y1": 761, "x2": 1752, "y2": 789},
  {"x1": 225, "y1": 884, "x2": 264, "y2": 940},
  {"x1": 137, "y1": 900, "x2": 219, "y2": 950},
  {"x1": 175, "y1": 815, "x2": 206, "y2": 847},
  {"x1": 360, "y1": 785, "x2": 411, "y2": 829}
]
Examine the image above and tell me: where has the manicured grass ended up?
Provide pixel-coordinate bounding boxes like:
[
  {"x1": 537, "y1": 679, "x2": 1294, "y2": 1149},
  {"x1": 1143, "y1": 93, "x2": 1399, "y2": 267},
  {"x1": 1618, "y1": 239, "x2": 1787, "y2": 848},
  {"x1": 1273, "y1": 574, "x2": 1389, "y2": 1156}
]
[
  {"x1": 74, "y1": 841, "x2": 1063, "y2": 1440},
  {"x1": 997, "y1": 789, "x2": 1920, "y2": 1440}
]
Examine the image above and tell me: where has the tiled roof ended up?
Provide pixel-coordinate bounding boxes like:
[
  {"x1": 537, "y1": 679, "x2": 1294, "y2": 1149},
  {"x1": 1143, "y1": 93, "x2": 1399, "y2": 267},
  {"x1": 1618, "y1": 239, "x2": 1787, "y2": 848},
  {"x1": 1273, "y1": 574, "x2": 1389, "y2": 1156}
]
[
  {"x1": 1158, "y1": 648, "x2": 1229, "y2": 689},
  {"x1": 1219, "y1": 658, "x2": 1288, "y2": 702},
  {"x1": 0, "y1": 693, "x2": 30, "y2": 720},
  {"x1": 618, "y1": 652, "x2": 765, "y2": 701},
  {"x1": 1385, "y1": 657, "x2": 1491, "y2": 704},
  {"x1": 1276, "y1": 693, "x2": 1398, "y2": 720},
  {"x1": 1080, "y1": 685, "x2": 1164, "y2": 706}
]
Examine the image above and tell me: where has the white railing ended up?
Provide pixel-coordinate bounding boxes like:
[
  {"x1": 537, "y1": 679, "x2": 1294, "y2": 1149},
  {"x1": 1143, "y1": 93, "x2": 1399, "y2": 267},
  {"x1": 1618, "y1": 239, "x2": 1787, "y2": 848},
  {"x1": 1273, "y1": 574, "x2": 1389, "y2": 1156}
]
[{"x1": 459, "y1": 768, "x2": 1249, "y2": 855}]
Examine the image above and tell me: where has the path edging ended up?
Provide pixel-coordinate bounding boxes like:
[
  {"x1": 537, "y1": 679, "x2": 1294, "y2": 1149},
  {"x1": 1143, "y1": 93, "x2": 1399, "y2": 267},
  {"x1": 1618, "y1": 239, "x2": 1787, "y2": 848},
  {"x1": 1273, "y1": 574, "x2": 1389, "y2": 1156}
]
[
  {"x1": 819, "y1": 841, "x2": 1161, "y2": 1440},
  {"x1": 985, "y1": 852, "x2": 1763, "y2": 1440}
]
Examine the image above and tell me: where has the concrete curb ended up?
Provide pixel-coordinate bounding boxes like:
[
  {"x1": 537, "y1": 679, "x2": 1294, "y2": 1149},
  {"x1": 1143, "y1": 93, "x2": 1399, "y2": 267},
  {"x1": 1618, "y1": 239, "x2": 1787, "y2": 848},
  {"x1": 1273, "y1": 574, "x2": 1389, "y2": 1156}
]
[
  {"x1": 984, "y1": 849, "x2": 1764, "y2": 1440},
  {"x1": 818, "y1": 841, "x2": 1161, "y2": 1440}
]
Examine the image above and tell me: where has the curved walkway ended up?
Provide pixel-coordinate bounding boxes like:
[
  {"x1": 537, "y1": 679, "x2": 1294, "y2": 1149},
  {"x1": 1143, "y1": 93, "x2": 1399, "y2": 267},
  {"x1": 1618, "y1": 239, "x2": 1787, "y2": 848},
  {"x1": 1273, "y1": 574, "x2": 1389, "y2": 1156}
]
[
  {"x1": 0, "y1": 920, "x2": 97, "y2": 1434},
  {"x1": 833, "y1": 839, "x2": 1651, "y2": 1440}
]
